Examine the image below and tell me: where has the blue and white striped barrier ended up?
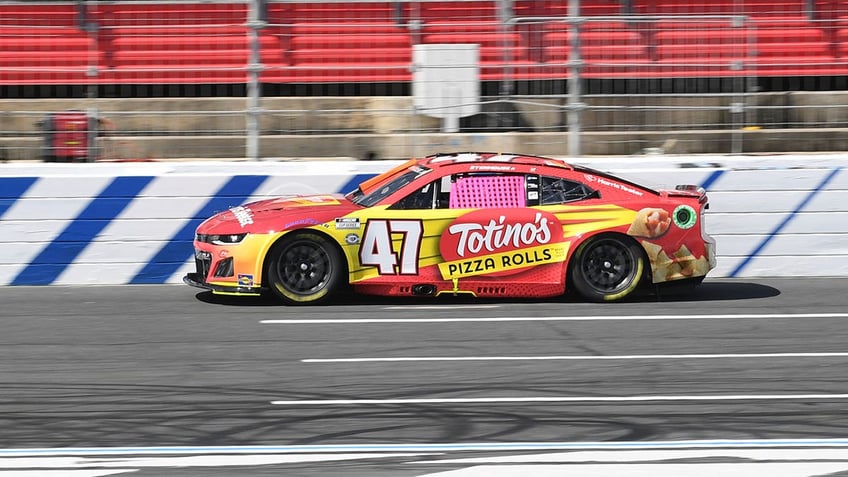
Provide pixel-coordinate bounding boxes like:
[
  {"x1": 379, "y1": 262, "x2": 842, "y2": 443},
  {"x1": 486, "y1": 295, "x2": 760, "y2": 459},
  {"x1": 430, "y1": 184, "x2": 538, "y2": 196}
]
[{"x1": 1, "y1": 155, "x2": 845, "y2": 286}]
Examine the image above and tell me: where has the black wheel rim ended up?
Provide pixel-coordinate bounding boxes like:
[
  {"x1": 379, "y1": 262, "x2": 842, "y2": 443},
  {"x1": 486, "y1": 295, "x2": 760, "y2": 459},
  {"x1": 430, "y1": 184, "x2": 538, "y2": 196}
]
[
  {"x1": 276, "y1": 241, "x2": 331, "y2": 295},
  {"x1": 580, "y1": 239, "x2": 635, "y2": 293}
]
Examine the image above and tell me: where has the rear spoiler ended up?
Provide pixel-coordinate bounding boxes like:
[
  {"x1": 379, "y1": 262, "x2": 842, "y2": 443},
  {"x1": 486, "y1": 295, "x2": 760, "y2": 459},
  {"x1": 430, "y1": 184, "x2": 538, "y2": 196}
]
[{"x1": 671, "y1": 184, "x2": 709, "y2": 205}]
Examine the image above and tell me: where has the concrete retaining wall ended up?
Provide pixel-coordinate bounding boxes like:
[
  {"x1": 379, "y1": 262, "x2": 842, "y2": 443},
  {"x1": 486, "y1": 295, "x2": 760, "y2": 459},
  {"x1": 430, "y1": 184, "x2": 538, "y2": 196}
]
[
  {"x1": 3, "y1": 93, "x2": 848, "y2": 160},
  {"x1": 1, "y1": 154, "x2": 845, "y2": 286}
]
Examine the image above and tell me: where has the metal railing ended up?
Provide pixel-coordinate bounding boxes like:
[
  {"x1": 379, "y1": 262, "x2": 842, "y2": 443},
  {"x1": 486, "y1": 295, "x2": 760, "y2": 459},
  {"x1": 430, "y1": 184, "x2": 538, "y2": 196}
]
[{"x1": 1, "y1": 0, "x2": 847, "y2": 161}]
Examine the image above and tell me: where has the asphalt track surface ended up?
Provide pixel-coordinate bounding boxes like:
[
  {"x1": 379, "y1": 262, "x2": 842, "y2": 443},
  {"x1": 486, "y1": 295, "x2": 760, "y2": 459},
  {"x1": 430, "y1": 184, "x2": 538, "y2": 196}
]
[{"x1": 3, "y1": 278, "x2": 848, "y2": 476}]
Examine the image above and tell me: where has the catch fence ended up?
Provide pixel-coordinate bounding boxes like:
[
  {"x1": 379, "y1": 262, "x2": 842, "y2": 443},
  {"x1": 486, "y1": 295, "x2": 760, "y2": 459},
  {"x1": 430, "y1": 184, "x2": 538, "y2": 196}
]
[{"x1": 1, "y1": 0, "x2": 847, "y2": 161}]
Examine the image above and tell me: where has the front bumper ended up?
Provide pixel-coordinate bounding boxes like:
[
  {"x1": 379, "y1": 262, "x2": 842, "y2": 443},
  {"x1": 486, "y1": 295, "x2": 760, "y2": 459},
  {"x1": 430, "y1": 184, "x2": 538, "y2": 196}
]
[
  {"x1": 183, "y1": 272, "x2": 264, "y2": 296},
  {"x1": 186, "y1": 241, "x2": 265, "y2": 296}
]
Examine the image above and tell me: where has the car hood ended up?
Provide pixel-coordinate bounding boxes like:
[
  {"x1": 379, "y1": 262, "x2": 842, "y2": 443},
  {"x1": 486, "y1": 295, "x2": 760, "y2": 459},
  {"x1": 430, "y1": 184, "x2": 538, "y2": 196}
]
[{"x1": 197, "y1": 194, "x2": 362, "y2": 235}]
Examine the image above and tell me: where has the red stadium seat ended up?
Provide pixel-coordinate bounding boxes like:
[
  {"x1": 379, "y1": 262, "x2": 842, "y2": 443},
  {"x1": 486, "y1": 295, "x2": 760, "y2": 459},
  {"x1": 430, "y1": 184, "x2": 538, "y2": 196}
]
[
  {"x1": 1, "y1": 0, "x2": 847, "y2": 85},
  {"x1": 89, "y1": 2, "x2": 249, "y2": 83}
]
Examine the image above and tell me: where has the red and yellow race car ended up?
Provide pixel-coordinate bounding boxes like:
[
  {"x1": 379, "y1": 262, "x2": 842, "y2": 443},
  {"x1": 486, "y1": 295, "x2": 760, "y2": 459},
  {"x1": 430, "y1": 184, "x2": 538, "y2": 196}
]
[{"x1": 184, "y1": 152, "x2": 716, "y2": 304}]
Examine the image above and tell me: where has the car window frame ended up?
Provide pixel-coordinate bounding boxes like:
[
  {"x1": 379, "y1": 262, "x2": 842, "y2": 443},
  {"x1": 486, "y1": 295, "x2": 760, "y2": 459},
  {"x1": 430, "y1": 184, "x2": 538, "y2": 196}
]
[
  {"x1": 537, "y1": 174, "x2": 597, "y2": 205},
  {"x1": 350, "y1": 165, "x2": 433, "y2": 207}
]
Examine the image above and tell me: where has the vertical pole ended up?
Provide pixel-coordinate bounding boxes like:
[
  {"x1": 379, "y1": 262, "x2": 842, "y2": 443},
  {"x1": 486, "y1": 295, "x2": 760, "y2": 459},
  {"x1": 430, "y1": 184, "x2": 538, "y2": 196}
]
[
  {"x1": 731, "y1": 12, "x2": 747, "y2": 155},
  {"x1": 79, "y1": 0, "x2": 97, "y2": 100},
  {"x1": 804, "y1": 0, "x2": 815, "y2": 20},
  {"x1": 246, "y1": 0, "x2": 266, "y2": 161},
  {"x1": 567, "y1": 0, "x2": 583, "y2": 157},
  {"x1": 499, "y1": 0, "x2": 513, "y2": 99},
  {"x1": 80, "y1": 0, "x2": 99, "y2": 160}
]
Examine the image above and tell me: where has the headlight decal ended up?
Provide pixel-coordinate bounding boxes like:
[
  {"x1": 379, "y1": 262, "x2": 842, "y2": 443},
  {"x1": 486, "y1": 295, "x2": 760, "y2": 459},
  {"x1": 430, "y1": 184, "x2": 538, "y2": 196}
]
[{"x1": 197, "y1": 233, "x2": 248, "y2": 245}]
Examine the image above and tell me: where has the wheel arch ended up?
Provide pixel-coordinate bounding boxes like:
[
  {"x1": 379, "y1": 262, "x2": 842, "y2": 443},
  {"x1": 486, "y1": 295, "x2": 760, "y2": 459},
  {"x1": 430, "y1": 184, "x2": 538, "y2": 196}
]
[
  {"x1": 260, "y1": 227, "x2": 351, "y2": 289},
  {"x1": 565, "y1": 231, "x2": 651, "y2": 300}
]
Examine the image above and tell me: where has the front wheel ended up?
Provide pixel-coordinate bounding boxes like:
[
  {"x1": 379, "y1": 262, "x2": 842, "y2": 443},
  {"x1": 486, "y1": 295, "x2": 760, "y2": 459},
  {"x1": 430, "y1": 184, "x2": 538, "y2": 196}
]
[
  {"x1": 568, "y1": 234, "x2": 645, "y2": 302},
  {"x1": 266, "y1": 232, "x2": 345, "y2": 305}
]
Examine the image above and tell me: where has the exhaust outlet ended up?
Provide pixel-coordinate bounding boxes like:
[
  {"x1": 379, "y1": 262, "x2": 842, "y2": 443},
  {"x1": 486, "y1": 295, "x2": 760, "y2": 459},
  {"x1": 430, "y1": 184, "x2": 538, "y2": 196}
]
[{"x1": 411, "y1": 284, "x2": 437, "y2": 296}]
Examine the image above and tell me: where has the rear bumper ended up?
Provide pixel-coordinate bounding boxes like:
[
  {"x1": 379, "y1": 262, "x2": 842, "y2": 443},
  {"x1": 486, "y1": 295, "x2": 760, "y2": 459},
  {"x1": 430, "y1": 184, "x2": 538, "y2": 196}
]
[{"x1": 183, "y1": 272, "x2": 263, "y2": 296}]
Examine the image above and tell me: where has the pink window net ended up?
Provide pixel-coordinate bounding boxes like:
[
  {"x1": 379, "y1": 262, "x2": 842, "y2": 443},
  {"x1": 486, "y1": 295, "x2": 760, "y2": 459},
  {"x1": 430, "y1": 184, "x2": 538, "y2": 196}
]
[{"x1": 449, "y1": 175, "x2": 526, "y2": 209}]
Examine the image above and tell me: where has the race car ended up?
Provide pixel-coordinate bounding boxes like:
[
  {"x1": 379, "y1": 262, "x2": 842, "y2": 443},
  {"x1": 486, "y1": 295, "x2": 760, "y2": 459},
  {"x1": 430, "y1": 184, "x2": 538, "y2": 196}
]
[{"x1": 184, "y1": 152, "x2": 716, "y2": 304}]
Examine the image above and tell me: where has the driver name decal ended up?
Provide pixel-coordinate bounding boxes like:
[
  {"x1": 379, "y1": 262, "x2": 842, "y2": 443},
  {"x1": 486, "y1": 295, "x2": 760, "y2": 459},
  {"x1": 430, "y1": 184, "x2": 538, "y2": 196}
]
[{"x1": 439, "y1": 210, "x2": 568, "y2": 279}]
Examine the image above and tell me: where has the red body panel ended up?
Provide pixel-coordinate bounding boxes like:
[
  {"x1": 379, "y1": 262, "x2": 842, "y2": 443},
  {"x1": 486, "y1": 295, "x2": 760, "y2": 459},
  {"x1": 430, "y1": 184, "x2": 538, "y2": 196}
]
[{"x1": 187, "y1": 153, "x2": 716, "y2": 302}]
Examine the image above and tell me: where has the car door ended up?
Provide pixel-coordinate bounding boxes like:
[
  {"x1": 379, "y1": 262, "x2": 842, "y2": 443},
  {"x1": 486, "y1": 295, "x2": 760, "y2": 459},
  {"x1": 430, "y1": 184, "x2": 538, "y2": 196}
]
[
  {"x1": 345, "y1": 174, "x2": 459, "y2": 285},
  {"x1": 348, "y1": 171, "x2": 572, "y2": 292},
  {"x1": 434, "y1": 172, "x2": 569, "y2": 285}
]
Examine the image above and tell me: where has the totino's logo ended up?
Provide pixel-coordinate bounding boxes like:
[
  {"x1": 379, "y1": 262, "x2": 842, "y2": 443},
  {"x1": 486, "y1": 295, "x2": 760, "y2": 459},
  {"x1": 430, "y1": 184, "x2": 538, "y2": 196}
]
[
  {"x1": 439, "y1": 209, "x2": 568, "y2": 279},
  {"x1": 449, "y1": 213, "x2": 552, "y2": 257}
]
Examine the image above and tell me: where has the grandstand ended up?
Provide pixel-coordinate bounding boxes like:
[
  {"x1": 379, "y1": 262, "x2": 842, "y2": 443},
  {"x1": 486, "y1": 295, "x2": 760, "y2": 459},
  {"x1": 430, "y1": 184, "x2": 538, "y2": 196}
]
[
  {"x1": 1, "y1": 0, "x2": 847, "y2": 160},
  {"x1": 1, "y1": 0, "x2": 846, "y2": 86}
]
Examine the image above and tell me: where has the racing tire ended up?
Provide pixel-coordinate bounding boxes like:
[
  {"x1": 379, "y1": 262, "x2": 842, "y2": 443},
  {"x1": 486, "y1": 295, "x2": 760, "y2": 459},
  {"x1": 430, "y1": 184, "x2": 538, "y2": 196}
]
[
  {"x1": 568, "y1": 234, "x2": 645, "y2": 303},
  {"x1": 266, "y1": 232, "x2": 345, "y2": 305}
]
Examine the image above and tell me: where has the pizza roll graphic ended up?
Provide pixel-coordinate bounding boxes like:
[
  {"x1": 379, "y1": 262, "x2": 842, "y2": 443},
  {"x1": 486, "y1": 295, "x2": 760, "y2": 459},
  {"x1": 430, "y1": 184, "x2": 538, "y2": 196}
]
[
  {"x1": 628, "y1": 207, "x2": 671, "y2": 238},
  {"x1": 642, "y1": 240, "x2": 711, "y2": 282}
]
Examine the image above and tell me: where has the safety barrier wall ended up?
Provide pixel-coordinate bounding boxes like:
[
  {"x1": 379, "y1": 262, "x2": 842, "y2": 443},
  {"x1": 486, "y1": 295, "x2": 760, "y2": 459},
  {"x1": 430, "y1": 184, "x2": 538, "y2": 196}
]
[{"x1": 0, "y1": 154, "x2": 845, "y2": 286}]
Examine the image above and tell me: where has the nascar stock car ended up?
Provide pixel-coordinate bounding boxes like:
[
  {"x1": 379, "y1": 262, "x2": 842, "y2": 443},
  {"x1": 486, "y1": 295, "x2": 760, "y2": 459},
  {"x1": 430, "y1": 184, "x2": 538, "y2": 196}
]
[{"x1": 184, "y1": 152, "x2": 716, "y2": 304}]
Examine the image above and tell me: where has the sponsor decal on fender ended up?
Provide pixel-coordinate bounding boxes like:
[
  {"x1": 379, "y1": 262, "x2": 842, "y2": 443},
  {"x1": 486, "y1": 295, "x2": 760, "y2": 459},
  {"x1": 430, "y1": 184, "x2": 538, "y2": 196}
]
[
  {"x1": 438, "y1": 209, "x2": 568, "y2": 279},
  {"x1": 230, "y1": 206, "x2": 254, "y2": 227},
  {"x1": 344, "y1": 233, "x2": 360, "y2": 244},
  {"x1": 335, "y1": 217, "x2": 361, "y2": 229},
  {"x1": 284, "y1": 217, "x2": 323, "y2": 229}
]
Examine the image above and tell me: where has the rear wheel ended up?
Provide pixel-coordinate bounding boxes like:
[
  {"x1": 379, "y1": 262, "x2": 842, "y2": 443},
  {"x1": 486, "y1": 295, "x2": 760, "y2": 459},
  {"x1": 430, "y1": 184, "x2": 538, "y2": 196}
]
[
  {"x1": 569, "y1": 234, "x2": 645, "y2": 302},
  {"x1": 266, "y1": 232, "x2": 345, "y2": 305}
]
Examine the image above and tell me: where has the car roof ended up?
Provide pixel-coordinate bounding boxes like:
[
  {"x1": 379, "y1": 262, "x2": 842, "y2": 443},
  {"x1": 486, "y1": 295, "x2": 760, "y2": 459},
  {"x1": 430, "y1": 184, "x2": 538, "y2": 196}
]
[
  {"x1": 419, "y1": 152, "x2": 573, "y2": 170},
  {"x1": 418, "y1": 152, "x2": 660, "y2": 196}
]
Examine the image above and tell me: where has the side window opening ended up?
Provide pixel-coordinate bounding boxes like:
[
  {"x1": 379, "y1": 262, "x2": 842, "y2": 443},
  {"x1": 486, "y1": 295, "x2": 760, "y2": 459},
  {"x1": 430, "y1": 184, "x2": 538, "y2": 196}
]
[
  {"x1": 540, "y1": 175, "x2": 596, "y2": 204},
  {"x1": 438, "y1": 175, "x2": 452, "y2": 208},
  {"x1": 390, "y1": 174, "x2": 596, "y2": 210},
  {"x1": 390, "y1": 180, "x2": 439, "y2": 210},
  {"x1": 389, "y1": 175, "x2": 456, "y2": 210}
]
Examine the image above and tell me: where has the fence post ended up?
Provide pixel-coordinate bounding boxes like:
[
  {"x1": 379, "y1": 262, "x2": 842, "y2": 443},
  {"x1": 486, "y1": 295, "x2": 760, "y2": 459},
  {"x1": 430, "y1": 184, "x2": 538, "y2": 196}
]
[
  {"x1": 567, "y1": 0, "x2": 583, "y2": 157},
  {"x1": 246, "y1": 0, "x2": 267, "y2": 161}
]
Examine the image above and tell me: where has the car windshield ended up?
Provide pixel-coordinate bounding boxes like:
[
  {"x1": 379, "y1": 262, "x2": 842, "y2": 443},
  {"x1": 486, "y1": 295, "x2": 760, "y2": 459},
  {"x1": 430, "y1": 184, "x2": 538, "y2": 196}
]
[{"x1": 348, "y1": 165, "x2": 432, "y2": 207}]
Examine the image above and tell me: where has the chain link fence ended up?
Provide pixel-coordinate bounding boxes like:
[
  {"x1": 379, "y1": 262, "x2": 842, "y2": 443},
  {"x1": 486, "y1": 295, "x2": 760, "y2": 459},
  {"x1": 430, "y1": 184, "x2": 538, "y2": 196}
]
[{"x1": 1, "y1": 0, "x2": 847, "y2": 161}]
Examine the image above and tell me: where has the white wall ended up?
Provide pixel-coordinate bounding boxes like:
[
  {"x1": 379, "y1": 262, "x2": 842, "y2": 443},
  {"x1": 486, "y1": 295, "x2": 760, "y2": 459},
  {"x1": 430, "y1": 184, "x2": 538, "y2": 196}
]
[{"x1": 1, "y1": 154, "x2": 845, "y2": 285}]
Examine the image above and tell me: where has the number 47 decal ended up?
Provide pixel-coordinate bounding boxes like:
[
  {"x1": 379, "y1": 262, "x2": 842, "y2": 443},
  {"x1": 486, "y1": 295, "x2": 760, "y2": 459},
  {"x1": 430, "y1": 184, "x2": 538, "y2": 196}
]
[{"x1": 359, "y1": 219, "x2": 423, "y2": 275}]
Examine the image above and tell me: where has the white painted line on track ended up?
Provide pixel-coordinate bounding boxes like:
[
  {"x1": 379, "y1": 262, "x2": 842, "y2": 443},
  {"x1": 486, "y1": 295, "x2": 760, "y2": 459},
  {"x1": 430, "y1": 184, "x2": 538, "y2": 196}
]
[
  {"x1": 415, "y1": 448, "x2": 848, "y2": 477},
  {"x1": 430, "y1": 447, "x2": 848, "y2": 464},
  {"x1": 260, "y1": 312, "x2": 848, "y2": 324},
  {"x1": 0, "y1": 453, "x2": 429, "y2": 469},
  {"x1": 11, "y1": 447, "x2": 848, "y2": 476},
  {"x1": 383, "y1": 305, "x2": 501, "y2": 310},
  {"x1": 415, "y1": 462, "x2": 848, "y2": 477},
  {"x1": 10, "y1": 445, "x2": 848, "y2": 477},
  {"x1": 301, "y1": 351, "x2": 848, "y2": 363},
  {"x1": 0, "y1": 472, "x2": 129, "y2": 477},
  {"x1": 9, "y1": 439, "x2": 848, "y2": 456},
  {"x1": 270, "y1": 394, "x2": 848, "y2": 406},
  {"x1": 0, "y1": 454, "x2": 433, "y2": 477}
]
